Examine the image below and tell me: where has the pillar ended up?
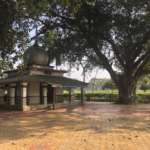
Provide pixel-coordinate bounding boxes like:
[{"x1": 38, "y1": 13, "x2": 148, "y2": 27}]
[
  {"x1": 81, "y1": 87, "x2": 84, "y2": 105},
  {"x1": 53, "y1": 88, "x2": 56, "y2": 110},
  {"x1": 21, "y1": 82, "x2": 28, "y2": 111},
  {"x1": 0, "y1": 85, "x2": 5, "y2": 105},
  {"x1": 43, "y1": 84, "x2": 47, "y2": 107},
  {"x1": 68, "y1": 88, "x2": 72, "y2": 104},
  {"x1": 9, "y1": 83, "x2": 16, "y2": 106}
]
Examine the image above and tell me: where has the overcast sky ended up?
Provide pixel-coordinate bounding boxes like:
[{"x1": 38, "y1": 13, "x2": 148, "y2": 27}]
[
  {"x1": 65, "y1": 68, "x2": 110, "y2": 82},
  {"x1": 54, "y1": 63, "x2": 110, "y2": 82},
  {"x1": 28, "y1": 31, "x2": 111, "y2": 82}
]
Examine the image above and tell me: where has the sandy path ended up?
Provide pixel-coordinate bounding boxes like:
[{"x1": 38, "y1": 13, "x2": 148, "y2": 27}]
[{"x1": 0, "y1": 102, "x2": 149, "y2": 150}]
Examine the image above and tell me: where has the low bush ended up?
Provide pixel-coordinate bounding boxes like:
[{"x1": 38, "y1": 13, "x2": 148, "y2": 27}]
[{"x1": 62, "y1": 92, "x2": 150, "y2": 103}]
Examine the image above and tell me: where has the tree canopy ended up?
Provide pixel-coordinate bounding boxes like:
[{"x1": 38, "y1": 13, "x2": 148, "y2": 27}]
[
  {"x1": 0, "y1": 0, "x2": 28, "y2": 71},
  {"x1": 0, "y1": 0, "x2": 150, "y2": 104}
]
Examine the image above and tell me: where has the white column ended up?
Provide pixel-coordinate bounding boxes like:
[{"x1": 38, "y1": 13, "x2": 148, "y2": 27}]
[
  {"x1": 21, "y1": 82, "x2": 28, "y2": 111},
  {"x1": 43, "y1": 84, "x2": 47, "y2": 107},
  {"x1": 9, "y1": 84, "x2": 16, "y2": 106}
]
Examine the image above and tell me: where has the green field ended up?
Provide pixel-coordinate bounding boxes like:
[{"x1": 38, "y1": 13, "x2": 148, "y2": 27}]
[
  {"x1": 65, "y1": 89, "x2": 150, "y2": 95},
  {"x1": 63, "y1": 89, "x2": 150, "y2": 103}
]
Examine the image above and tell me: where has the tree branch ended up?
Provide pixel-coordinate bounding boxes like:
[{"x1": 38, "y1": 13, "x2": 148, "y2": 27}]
[
  {"x1": 103, "y1": 35, "x2": 125, "y2": 70},
  {"x1": 93, "y1": 45, "x2": 117, "y2": 82},
  {"x1": 134, "y1": 52, "x2": 150, "y2": 78}
]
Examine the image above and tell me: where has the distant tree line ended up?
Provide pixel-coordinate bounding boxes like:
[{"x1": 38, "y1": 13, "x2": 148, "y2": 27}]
[
  {"x1": 86, "y1": 78, "x2": 116, "y2": 91},
  {"x1": 87, "y1": 76, "x2": 150, "y2": 92}
]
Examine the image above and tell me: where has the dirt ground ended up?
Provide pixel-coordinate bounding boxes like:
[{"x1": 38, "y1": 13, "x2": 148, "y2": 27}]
[{"x1": 0, "y1": 102, "x2": 150, "y2": 150}]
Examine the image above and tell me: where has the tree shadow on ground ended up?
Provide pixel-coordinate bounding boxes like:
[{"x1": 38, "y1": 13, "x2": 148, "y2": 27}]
[{"x1": 0, "y1": 103, "x2": 149, "y2": 143}]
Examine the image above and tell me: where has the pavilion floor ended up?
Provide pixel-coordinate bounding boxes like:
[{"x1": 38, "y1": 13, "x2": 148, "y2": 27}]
[{"x1": 0, "y1": 102, "x2": 150, "y2": 150}]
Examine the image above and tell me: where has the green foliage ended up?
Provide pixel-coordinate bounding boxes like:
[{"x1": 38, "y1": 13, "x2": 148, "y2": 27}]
[
  {"x1": 0, "y1": 0, "x2": 30, "y2": 70},
  {"x1": 0, "y1": 59, "x2": 13, "y2": 74},
  {"x1": 1, "y1": 0, "x2": 150, "y2": 103},
  {"x1": 140, "y1": 84, "x2": 150, "y2": 92},
  {"x1": 63, "y1": 89, "x2": 150, "y2": 103},
  {"x1": 0, "y1": 0, "x2": 17, "y2": 57},
  {"x1": 87, "y1": 78, "x2": 117, "y2": 92},
  {"x1": 137, "y1": 75, "x2": 150, "y2": 91},
  {"x1": 63, "y1": 90, "x2": 118, "y2": 102},
  {"x1": 102, "y1": 80, "x2": 116, "y2": 90}
]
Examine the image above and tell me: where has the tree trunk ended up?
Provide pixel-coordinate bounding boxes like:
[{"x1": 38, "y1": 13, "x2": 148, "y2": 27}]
[{"x1": 115, "y1": 75, "x2": 137, "y2": 104}]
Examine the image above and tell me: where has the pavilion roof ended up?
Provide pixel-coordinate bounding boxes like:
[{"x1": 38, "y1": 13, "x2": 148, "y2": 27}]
[{"x1": 0, "y1": 75, "x2": 87, "y2": 88}]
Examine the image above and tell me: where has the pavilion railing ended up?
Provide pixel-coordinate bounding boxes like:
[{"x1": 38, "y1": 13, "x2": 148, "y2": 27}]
[{"x1": 0, "y1": 94, "x2": 81, "y2": 106}]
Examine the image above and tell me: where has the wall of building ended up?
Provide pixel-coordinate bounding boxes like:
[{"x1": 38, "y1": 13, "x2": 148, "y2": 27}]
[
  {"x1": 55, "y1": 88, "x2": 63, "y2": 95},
  {"x1": 16, "y1": 83, "x2": 21, "y2": 97},
  {"x1": 51, "y1": 72, "x2": 63, "y2": 76},
  {"x1": 0, "y1": 87, "x2": 5, "y2": 104},
  {"x1": 55, "y1": 87, "x2": 63, "y2": 103},
  {"x1": 28, "y1": 82, "x2": 40, "y2": 105},
  {"x1": 30, "y1": 70, "x2": 45, "y2": 75}
]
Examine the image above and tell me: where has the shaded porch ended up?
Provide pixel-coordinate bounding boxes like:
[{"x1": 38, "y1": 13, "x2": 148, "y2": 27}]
[{"x1": 0, "y1": 75, "x2": 87, "y2": 111}]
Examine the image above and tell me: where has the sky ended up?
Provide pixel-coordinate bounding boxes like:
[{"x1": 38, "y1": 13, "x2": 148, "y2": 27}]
[
  {"x1": 65, "y1": 68, "x2": 110, "y2": 82},
  {"x1": 28, "y1": 30, "x2": 111, "y2": 82},
  {"x1": 14, "y1": 43, "x2": 111, "y2": 82},
  {"x1": 55, "y1": 63, "x2": 110, "y2": 82}
]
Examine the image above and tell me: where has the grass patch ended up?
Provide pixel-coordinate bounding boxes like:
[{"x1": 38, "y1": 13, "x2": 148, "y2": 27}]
[{"x1": 63, "y1": 90, "x2": 150, "y2": 103}]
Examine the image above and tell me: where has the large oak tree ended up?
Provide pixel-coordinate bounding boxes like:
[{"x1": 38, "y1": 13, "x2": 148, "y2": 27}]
[
  {"x1": 29, "y1": 0, "x2": 150, "y2": 104},
  {"x1": 1, "y1": 0, "x2": 150, "y2": 104},
  {"x1": 0, "y1": 0, "x2": 28, "y2": 71}
]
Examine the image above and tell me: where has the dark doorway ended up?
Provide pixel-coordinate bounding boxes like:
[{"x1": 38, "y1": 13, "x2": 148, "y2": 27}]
[
  {"x1": 15, "y1": 82, "x2": 21, "y2": 110},
  {"x1": 47, "y1": 85, "x2": 54, "y2": 104},
  {"x1": 4, "y1": 84, "x2": 8, "y2": 105}
]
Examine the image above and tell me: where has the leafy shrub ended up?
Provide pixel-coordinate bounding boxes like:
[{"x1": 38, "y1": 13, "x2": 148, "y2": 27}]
[{"x1": 62, "y1": 92, "x2": 150, "y2": 103}]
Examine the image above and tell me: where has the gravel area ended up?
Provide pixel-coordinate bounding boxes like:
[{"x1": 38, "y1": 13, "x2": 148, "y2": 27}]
[{"x1": 0, "y1": 102, "x2": 150, "y2": 150}]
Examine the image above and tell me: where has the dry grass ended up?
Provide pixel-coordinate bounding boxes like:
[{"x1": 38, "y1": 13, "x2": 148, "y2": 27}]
[{"x1": 0, "y1": 102, "x2": 150, "y2": 150}]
